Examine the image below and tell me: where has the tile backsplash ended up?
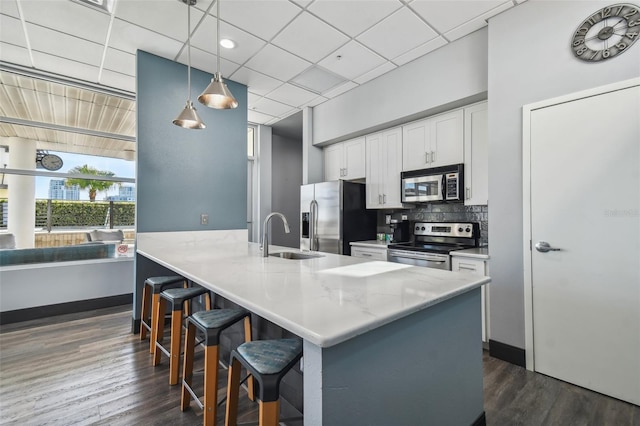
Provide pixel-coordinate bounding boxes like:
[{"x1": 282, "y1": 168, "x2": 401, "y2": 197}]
[{"x1": 377, "y1": 204, "x2": 489, "y2": 247}]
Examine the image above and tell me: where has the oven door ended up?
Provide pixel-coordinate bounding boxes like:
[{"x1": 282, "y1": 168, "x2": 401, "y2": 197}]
[
  {"x1": 387, "y1": 249, "x2": 451, "y2": 270},
  {"x1": 401, "y1": 175, "x2": 443, "y2": 203}
]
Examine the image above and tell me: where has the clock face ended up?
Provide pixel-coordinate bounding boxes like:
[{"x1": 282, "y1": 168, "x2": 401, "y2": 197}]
[
  {"x1": 40, "y1": 154, "x2": 63, "y2": 171},
  {"x1": 571, "y1": 3, "x2": 640, "y2": 62}
]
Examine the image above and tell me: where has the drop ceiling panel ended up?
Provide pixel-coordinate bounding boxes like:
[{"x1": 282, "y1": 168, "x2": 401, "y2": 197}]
[
  {"x1": 301, "y1": 95, "x2": 329, "y2": 108},
  {"x1": 248, "y1": 109, "x2": 276, "y2": 125},
  {"x1": 100, "y1": 70, "x2": 136, "y2": 94},
  {"x1": 0, "y1": 0, "x2": 19, "y2": 18},
  {"x1": 26, "y1": 23, "x2": 103, "y2": 66},
  {"x1": 265, "y1": 83, "x2": 318, "y2": 108},
  {"x1": 308, "y1": 0, "x2": 403, "y2": 38},
  {"x1": 219, "y1": 0, "x2": 302, "y2": 41},
  {"x1": 115, "y1": 0, "x2": 205, "y2": 42},
  {"x1": 318, "y1": 41, "x2": 386, "y2": 81},
  {"x1": 272, "y1": 12, "x2": 350, "y2": 63},
  {"x1": 229, "y1": 67, "x2": 283, "y2": 96},
  {"x1": 176, "y1": 47, "x2": 240, "y2": 78},
  {"x1": 356, "y1": 7, "x2": 438, "y2": 59},
  {"x1": 108, "y1": 18, "x2": 183, "y2": 58},
  {"x1": 354, "y1": 61, "x2": 396, "y2": 85},
  {"x1": 31, "y1": 52, "x2": 100, "y2": 86},
  {"x1": 0, "y1": 42, "x2": 32, "y2": 67},
  {"x1": 1, "y1": 14, "x2": 28, "y2": 47},
  {"x1": 443, "y1": 2, "x2": 514, "y2": 42},
  {"x1": 245, "y1": 44, "x2": 312, "y2": 82},
  {"x1": 322, "y1": 81, "x2": 358, "y2": 98},
  {"x1": 251, "y1": 97, "x2": 295, "y2": 117},
  {"x1": 410, "y1": 0, "x2": 509, "y2": 34},
  {"x1": 190, "y1": 16, "x2": 267, "y2": 65},
  {"x1": 103, "y1": 48, "x2": 136, "y2": 77},
  {"x1": 20, "y1": 0, "x2": 111, "y2": 45},
  {"x1": 392, "y1": 36, "x2": 447, "y2": 66}
]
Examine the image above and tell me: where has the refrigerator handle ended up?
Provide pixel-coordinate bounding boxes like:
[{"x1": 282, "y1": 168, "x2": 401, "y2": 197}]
[{"x1": 310, "y1": 200, "x2": 318, "y2": 251}]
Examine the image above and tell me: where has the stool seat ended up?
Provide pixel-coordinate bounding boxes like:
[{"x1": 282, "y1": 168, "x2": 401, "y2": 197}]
[
  {"x1": 237, "y1": 339, "x2": 303, "y2": 375},
  {"x1": 162, "y1": 287, "x2": 209, "y2": 306},
  {"x1": 146, "y1": 276, "x2": 185, "y2": 288},
  {"x1": 191, "y1": 309, "x2": 249, "y2": 334}
]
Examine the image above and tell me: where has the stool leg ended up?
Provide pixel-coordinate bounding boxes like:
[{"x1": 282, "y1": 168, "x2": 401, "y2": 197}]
[
  {"x1": 169, "y1": 308, "x2": 183, "y2": 385},
  {"x1": 225, "y1": 357, "x2": 242, "y2": 426},
  {"x1": 152, "y1": 297, "x2": 167, "y2": 366},
  {"x1": 258, "y1": 400, "x2": 280, "y2": 426},
  {"x1": 140, "y1": 284, "x2": 150, "y2": 341},
  {"x1": 205, "y1": 292, "x2": 212, "y2": 310},
  {"x1": 203, "y1": 345, "x2": 219, "y2": 426},
  {"x1": 243, "y1": 316, "x2": 255, "y2": 401},
  {"x1": 149, "y1": 293, "x2": 161, "y2": 354},
  {"x1": 181, "y1": 322, "x2": 196, "y2": 411}
]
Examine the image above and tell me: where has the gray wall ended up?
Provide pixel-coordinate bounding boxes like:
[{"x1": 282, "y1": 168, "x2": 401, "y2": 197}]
[
  {"x1": 134, "y1": 50, "x2": 247, "y2": 321},
  {"x1": 271, "y1": 134, "x2": 302, "y2": 248},
  {"x1": 487, "y1": 0, "x2": 640, "y2": 348},
  {"x1": 312, "y1": 28, "x2": 488, "y2": 145}
]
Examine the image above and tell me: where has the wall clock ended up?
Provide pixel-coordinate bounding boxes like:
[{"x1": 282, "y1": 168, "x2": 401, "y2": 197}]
[
  {"x1": 40, "y1": 154, "x2": 64, "y2": 171},
  {"x1": 571, "y1": 3, "x2": 640, "y2": 61}
]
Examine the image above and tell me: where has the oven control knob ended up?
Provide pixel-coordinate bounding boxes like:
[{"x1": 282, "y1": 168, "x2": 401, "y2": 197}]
[
  {"x1": 458, "y1": 227, "x2": 463, "y2": 232},
  {"x1": 415, "y1": 226, "x2": 420, "y2": 231},
  {"x1": 421, "y1": 226, "x2": 426, "y2": 231},
  {"x1": 465, "y1": 227, "x2": 471, "y2": 233}
]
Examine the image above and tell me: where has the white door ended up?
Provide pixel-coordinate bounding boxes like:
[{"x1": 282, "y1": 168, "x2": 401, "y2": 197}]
[{"x1": 528, "y1": 84, "x2": 640, "y2": 405}]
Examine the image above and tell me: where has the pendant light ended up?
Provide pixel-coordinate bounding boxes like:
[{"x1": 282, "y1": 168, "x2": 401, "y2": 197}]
[
  {"x1": 173, "y1": 0, "x2": 206, "y2": 129},
  {"x1": 198, "y1": 0, "x2": 238, "y2": 109}
]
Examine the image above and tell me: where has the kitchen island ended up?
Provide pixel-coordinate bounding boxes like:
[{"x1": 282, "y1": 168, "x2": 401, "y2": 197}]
[{"x1": 137, "y1": 230, "x2": 490, "y2": 425}]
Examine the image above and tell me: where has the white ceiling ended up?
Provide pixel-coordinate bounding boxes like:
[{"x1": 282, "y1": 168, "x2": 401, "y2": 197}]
[{"x1": 0, "y1": 0, "x2": 526, "y2": 127}]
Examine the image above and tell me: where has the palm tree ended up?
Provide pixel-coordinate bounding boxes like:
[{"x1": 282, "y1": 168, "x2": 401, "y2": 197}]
[{"x1": 65, "y1": 165, "x2": 118, "y2": 202}]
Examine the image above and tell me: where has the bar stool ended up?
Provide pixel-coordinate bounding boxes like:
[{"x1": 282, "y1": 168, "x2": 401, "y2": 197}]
[
  {"x1": 181, "y1": 309, "x2": 253, "y2": 426},
  {"x1": 140, "y1": 276, "x2": 186, "y2": 353},
  {"x1": 153, "y1": 286, "x2": 212, "y2": 385},
  {"x1": 225, "y1": 339, "x2": 303, "y2": 426}
]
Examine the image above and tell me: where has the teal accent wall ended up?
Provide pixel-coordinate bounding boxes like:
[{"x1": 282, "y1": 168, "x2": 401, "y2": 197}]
[{"x1": 136, "y1": 50, "x2": 247, "y2": 232}]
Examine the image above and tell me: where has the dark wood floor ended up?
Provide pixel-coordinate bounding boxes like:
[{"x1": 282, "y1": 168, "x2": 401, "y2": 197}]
[{"x1": 1, "y1": 305, "x2": 638, "y2": 425}]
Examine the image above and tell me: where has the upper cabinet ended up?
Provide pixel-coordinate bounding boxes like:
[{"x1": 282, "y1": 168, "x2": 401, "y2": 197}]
[
  {"x1": 324, "y1": 137, "x2": 366, "y2": 181},
  {"x1": 402, "y1": 109, "x2": 464, "y2": 172},
  {"x1": 366, "y1": 127, "x2": 403, "y2": 209},
  {"x1": 463, "y1": 102, "x2": 488, "y2": 206}
]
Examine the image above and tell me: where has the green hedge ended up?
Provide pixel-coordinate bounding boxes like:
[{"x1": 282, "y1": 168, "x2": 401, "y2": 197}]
[{"x1": 0, "y1": 199, "x2": 134, "y2": 228}]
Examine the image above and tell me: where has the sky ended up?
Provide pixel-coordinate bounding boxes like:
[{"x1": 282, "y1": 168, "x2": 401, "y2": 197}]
[{"x1": 35, "y1": 151, "x2": 135, "y2": 200}]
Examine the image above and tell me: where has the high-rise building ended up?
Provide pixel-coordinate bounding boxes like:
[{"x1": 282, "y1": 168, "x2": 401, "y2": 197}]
[
  {"x1": 48, "y1": 179, "x2": 65, "y2": 200},
  {"x1": 106, "y1": 185, "x2": 135, "y2": 201},
  {"x1": 65, "y1": 184, "x2": 80, "y2": 200}
]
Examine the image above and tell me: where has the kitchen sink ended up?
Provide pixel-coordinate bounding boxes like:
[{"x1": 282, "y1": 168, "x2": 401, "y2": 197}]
[{"x1": 269, "y1": 251, "x2": 324, "y2": 260}]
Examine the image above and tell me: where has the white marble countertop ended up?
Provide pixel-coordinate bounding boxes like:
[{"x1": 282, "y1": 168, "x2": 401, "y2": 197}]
[
  {"x1": 450, "y1": 247, "x2": 490, "y2": 259},
  {"x1": 349, "y1": 240, "x2": 389, "y2": 248},
  {"x1": 137, "y1": 230, "x2": 490, "y2": 348}
]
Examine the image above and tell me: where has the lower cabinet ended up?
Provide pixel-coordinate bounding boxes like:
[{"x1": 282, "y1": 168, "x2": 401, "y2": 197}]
[
  {"x1": 351, "y1": 246, "x2": 388, "y2": 261},
  {"x1": 452, "y1": 256, "x2": 490, "y2": 343}
]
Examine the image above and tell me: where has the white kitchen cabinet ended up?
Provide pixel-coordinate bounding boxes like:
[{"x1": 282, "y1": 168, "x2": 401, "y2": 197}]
[
  {"x1": 351, "y1": 246, "x2": 388, "y2": 261},
  {"x1": 366, "y1": 127, "x2": 403, "y2": 209},
  {"x1": 452, "y1": 254, "x2": 490, "y2": 343},
  {"x1": 463, "y1": 102, "x2": 489, "y2": 205},
  {"x1": 324, "y1": 137, "x2": 366, "y2": 181},
  {"x1": 402, "y1": 109, "x2": 464, "y2": 172}
]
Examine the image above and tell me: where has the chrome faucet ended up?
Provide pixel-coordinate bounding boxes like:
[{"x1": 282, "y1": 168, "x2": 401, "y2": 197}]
[{"x1": 261, "y1": 212, "x2": 290, "y2": 257}]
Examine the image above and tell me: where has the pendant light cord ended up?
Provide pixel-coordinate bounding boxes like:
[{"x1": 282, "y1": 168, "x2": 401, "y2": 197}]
[
  {"x1": 216, "y1": 0, "x2": 220, "y2": 76},
  {"x1": 187, "y1": 1, "x2": 192, "y2": 101}
]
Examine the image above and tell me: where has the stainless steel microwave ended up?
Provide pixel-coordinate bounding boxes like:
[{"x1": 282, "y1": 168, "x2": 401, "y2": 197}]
[{"x1": 401, "y1": 164, "x2": 464, "y2": 203}]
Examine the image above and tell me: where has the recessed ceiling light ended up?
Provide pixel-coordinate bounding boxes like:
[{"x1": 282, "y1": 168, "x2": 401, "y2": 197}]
[{"x1": 220, "y1": 39, "x2": 236, "y2": 49}]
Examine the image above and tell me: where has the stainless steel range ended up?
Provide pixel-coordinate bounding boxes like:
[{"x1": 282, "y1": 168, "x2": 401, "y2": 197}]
[{"x1": 387, "y1": 222, "x2": 480, "y2": 270}]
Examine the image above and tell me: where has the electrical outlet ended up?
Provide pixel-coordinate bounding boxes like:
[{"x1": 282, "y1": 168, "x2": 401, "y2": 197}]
[
  {"x1": 401, "y1": 214, "x2": 408, "y2": 220},
  {"x1": 200, "y1": 214, "x2": 208, "y2": 225}
]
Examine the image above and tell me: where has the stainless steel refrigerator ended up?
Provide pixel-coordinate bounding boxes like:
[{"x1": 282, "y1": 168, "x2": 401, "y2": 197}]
[{"x1": 300, "y1": 181, "x2": 376, "y2": 255}]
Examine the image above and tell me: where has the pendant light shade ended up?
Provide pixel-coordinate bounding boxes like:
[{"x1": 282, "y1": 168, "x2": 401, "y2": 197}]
[
  {"x1": 173, "y1": 100, "x2": 206, "y2": 129},
  {"x1": 173, "y1": 0, "x2": 206, "y2": 129},
  {"x1": 198, "y1": 72, "x2": 238, "y2": 109},
  {"x1": 198, "y1": 0, "x2": 237, "y2": 109}
]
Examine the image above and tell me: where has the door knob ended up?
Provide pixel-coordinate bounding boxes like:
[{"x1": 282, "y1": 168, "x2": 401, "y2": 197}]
[{"x1": 535, "y1": 241, "x2": 561, "y2": 253}]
